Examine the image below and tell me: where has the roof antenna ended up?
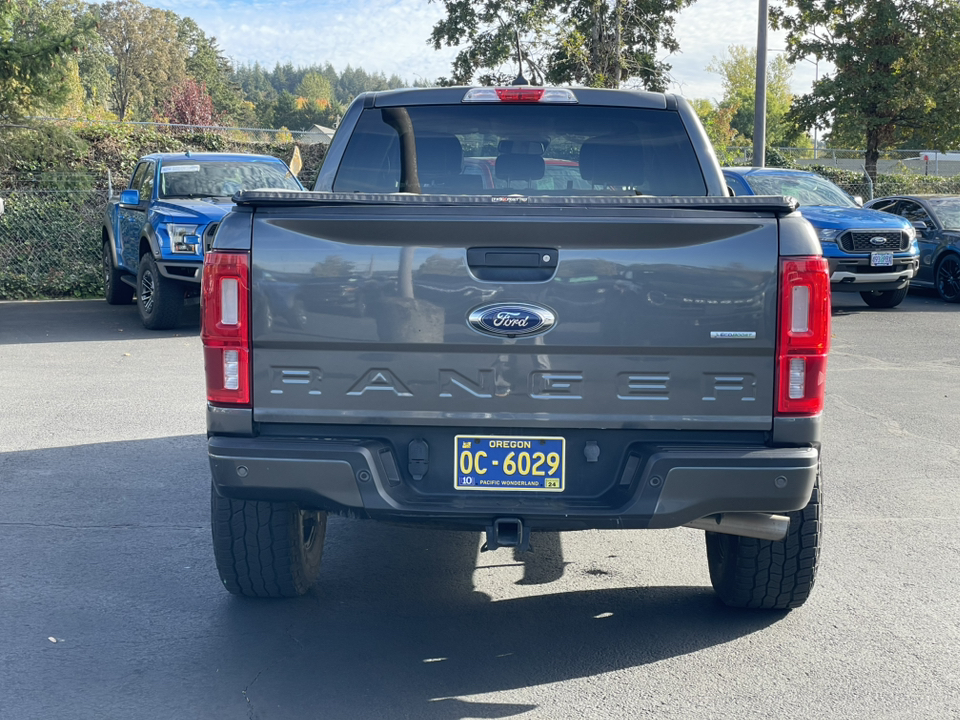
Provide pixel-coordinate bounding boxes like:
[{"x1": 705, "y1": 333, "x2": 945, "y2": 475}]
[{"x1": 511, "y1": 27, "x2": 528, "y2": 85}]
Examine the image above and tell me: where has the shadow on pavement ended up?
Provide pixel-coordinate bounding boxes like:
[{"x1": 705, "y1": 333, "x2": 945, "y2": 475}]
[
  {"x1": 0, "y1": 299, "x2": 200, "y2": 345},
  {"x1": 831, "y1": 287, "x2": 957, "y2": 317},
  {"x1": 1, "y1": 436, "x2": 785, "y2": 720}
]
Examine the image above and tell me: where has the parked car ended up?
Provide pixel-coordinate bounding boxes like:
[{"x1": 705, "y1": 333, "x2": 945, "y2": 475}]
[
  {"x1": 102, "y1": 152, "x2": 303, "y2": 329},
  {"x1": 863, "y1": 195, "x2": 960, "y2": 303},
  {"x1": 723, "y1": 167, "x2": 919, "y2": 308}
]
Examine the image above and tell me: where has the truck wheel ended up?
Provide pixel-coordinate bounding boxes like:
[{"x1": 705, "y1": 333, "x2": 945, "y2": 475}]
[
  {"x1": 705, "y1": 469, "x2": 821, "y2": 610},
  {"x1": 859, "y1": 286, "x2": 908, "y2": 308},
  {"x1": 103, "y1": 241, "x2": 134, "y2": 305},
  {"x1": 137, "y1": 253, "x2": 182, "y2": 329},
  {"x1": 935, "y1": 254, "x2": 960, "y2": 303},
  {"x1": 210, "y1": 484, "x2": 327, "y2": 598}
]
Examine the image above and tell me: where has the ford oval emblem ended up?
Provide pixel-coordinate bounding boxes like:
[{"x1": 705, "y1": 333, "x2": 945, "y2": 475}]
[
  {"x1": 468, "y1": 303, "x2": 556, "y2": 337},
  {"x1": 870, "y1": 236, "x2": 888, "y2": 246}
]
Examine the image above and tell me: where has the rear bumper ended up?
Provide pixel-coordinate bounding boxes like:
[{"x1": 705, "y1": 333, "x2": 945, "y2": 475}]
[{"x1": 208, "y1": 435, "x2": 819, "y2": 531}]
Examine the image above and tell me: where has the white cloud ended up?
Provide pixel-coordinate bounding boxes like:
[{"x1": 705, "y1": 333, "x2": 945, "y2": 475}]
[{"x1": 145, "y1": 0, "x2": 825, "y2": 99}]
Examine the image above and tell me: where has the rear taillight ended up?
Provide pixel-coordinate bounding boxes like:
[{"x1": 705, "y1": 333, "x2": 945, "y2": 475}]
[
  {"x1": 776, "y1": 257, "x2": 831, "y2": 416},
  {"x1": 201, "y1": 251, "x2": 250, "y2": 406}
]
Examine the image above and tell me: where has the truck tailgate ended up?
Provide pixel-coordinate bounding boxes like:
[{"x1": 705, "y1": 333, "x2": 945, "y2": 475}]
[{"x1": 249, "y1": 203, "x2": 780, "y2": 431}]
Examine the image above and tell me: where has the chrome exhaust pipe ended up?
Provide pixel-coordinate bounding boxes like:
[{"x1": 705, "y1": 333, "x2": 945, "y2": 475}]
[{"x1": 684, "y1": 512, "x2": 790, "y2": 542}]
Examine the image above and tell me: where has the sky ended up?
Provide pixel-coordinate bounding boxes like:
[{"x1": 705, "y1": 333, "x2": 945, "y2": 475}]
[{"x1": 147, "y1": 0, "x2": 822, "y2": 104}]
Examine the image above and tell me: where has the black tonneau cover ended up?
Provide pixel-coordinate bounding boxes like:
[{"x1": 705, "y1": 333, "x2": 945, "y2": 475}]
[{"x1": 233, "y1": 190, "x2": 799, "y2": 215}]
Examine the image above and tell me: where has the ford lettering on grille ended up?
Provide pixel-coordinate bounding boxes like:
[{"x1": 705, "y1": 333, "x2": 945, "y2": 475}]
[{"x1": 468, "y1": 303, "x2": 556, "y2": 337}]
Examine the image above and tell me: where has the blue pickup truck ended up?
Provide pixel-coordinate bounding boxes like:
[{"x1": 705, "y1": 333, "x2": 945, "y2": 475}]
[
  {"x1": 102, "y1": 152, "x2": 303, "y2": 328},
  {"x1": 723, "y1": 167, "x2": 919, "y2": 308}
]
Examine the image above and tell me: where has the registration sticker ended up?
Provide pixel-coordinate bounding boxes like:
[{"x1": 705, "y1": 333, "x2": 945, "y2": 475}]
[
  {"x1": 455, "y1": 435, "x2": 565, "y2": 491},
  {"x1": 871, "y1": 252, "x2": 894, "y2": 267}
]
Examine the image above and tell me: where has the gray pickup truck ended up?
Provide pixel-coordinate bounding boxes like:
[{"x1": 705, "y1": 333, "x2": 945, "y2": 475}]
[{"x1": 202, "y1": 86, "x2": 829, "y2": 610}]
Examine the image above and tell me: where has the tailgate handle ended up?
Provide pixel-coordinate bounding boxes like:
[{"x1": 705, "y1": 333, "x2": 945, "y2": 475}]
[{"x1": 466, "y1": 247, "x2": 557, "y2": 282}]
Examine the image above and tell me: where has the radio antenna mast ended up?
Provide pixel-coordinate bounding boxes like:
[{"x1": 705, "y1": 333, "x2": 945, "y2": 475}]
[{"x1": 512, "y1": 27, "x2": 528, "y2": 85}]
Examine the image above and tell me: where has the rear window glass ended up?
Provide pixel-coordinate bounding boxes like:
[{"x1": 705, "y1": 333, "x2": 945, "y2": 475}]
[{"x1": 332, "y1": 104, "x2": 707, "y2": 196}]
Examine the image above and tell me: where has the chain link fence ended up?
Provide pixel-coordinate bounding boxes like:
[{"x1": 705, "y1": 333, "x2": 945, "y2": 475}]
[
  {"x1": 725, "y1": 147, "x2": 960, "y2": 177},
  {"x1": 0, "y1": 173, "x2": 107, "y2": 300},
  {"x1": 5, "y1": 138, "x2": 960, "y2": 299},
  {"x1": 723, "y1": 147, "x2": 960, "y2": 202},
  {"x1": 29, "y1": 117, "x2": 332, "y2": 147}
]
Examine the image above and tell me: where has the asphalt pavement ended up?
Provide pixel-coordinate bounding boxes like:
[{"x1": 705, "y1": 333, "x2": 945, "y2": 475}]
[{"x1": 1, "y1": 292, "x2": 958, "y2": 720}]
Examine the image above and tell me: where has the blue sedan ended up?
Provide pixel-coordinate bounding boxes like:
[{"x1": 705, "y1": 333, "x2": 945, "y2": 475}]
[{"x1": 863, "y1": 195, "x2": 960, "y2": 303}]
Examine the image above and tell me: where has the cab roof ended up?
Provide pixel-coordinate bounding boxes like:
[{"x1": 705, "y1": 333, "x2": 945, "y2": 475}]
[
  {"x1": 140, "y1": 152, "x2": 286, "y2": 164},
  {"x1": 360, "y1": 86, "x2": 675, "y2": 110}
]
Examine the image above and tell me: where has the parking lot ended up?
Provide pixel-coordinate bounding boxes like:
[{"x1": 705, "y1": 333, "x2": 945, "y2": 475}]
[{"x1": 1, "y1": 291, "x2": 958, "y2": 720}]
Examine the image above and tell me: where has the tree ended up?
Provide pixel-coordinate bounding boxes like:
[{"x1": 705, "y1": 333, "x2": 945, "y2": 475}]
[
  {"x1": 707, "y1": 44, "x2": 809, "y2": 148},
  {"x1": 691, "y1": 98, "x2": 741, "y2": 164},
  {"x1": 428, "y1": 0, "x2": 693, "y2": 90},
  {"x1": 159, "y1": 78, "x2": 217, "y2": 126},
  {"x1": 96, "y1": 0, "x2": 186, "y2": 120},
  {"x1": 177, "y1": 17, "x2": 248, "y2": 124},
  {"x1": 0, "y1": 0, "x2": 94, "y2": 119},
  {"x1": 296, "y1": 72, "x2": 334, "y2": 105},
  {"x1": 548, "y1": 0, "x2": 693, "y2": 90},
  {"x1": 773, "y1": 0, "x2": 960, "y2": 178}
]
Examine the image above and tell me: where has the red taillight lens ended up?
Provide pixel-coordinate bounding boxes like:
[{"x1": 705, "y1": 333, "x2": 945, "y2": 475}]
[
  {"x1": 776, "y1": 257, "x2": 831, "y2": 416},
  {"x1": 495, "y1": 87, "x2": 545, "y2": 102},
  {"x1": 201, "y1": 251, "x2": 250, "y2": 406}
]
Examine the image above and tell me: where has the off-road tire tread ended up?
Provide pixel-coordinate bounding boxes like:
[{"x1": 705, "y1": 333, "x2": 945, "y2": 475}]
[
  {"x1": 706, "y1": 477, "x2": 821, "y2": 610},
  {"x1": 210, "y1": 485, "x2": 326, "y2": 598},
  {"x1": 859, "y1": 286, "x2": 908, "y2": 308},
  {"x1": 137, "y1": 254, "x2": 183, "y2": 330}
]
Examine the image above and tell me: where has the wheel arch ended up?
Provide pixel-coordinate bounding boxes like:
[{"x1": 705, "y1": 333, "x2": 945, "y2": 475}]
[
  {"x1": 139, "y1": 221, "x2": 161, "y2": 260},
  {"x1": 102, "y1": 225, "x2": 120, "y2": 267},
  {"x1": 934, "y1": 247, "x2": 960, "y2": 269}
]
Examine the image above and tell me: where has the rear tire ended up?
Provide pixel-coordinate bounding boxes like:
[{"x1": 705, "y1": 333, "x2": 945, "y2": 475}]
[
  {"x1": 137, "y1": 253, "x2": 182, "y2": 329},
  {"x1": 210, "y1": 484, "x2": 327, "y2": 598},
  {"x1": 706, "y1": 468, "x2": 822, "y2": 610},
  {"x1": 935, "y1": 254, "x2": 960, "y2": 303},
  {"x1": 103, "y1": 240, "x2": 134, "y2": 305},
  {"x1": 860, "y1": 286, "x2": 908, "y2": 308}
]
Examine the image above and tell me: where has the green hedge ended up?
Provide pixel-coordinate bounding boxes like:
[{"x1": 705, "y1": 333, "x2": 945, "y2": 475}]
[{"x1": 0, "y1": 122, "x2": 328, "y2": 191}]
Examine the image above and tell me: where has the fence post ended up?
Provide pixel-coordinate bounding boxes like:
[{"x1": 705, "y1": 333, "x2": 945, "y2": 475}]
[
  {"x1": 107, "y1": 169, "x2": 113, "y2": 199},
  {"x1": 862, "y1": 169, "x2": 873, "y2": 201}
]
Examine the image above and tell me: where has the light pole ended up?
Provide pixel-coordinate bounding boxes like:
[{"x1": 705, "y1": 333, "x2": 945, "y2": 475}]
[
  {"x1": 807, "y1": 58, "x2": 820, "y2": 159},
  {"x1": 753, "y1": 0, "x2": 768, "y2": 167}
]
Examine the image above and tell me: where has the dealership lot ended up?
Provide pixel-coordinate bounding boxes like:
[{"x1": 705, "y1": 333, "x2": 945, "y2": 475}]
[{"x1": 1, "y1": 294, "x2": 958, "y2": 720}]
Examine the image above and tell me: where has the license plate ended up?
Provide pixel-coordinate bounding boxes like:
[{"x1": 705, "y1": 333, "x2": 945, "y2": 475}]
[
  {"x1": 455, "y1": 435, "x2": 565, "y2": 492},
  {"x1": 871, "y1": 252, "x2": 894, "y2": 267}
]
